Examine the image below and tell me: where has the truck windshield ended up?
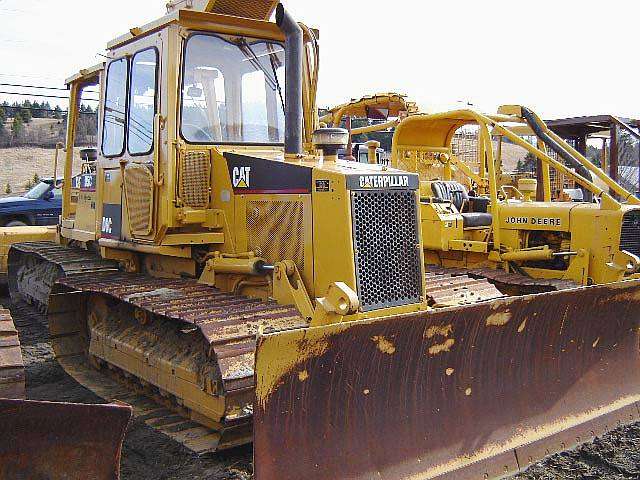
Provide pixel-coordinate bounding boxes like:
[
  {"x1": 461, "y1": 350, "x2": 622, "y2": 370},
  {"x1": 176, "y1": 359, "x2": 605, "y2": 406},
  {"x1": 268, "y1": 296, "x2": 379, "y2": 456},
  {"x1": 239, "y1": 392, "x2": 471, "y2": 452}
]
[
  {"x1": 24, "y1": 182, "x2": 51, "y2": 200},
  {"x1": 181, "y1": 33, "x2": 286, "y2": 145}
]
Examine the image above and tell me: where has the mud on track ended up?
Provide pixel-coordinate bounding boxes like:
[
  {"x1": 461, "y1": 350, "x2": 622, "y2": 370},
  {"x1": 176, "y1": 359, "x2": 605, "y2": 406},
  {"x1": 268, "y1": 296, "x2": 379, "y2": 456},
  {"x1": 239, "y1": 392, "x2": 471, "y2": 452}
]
[{"x1": 7, "y1": 297, "x2": 640, "y2": 480}]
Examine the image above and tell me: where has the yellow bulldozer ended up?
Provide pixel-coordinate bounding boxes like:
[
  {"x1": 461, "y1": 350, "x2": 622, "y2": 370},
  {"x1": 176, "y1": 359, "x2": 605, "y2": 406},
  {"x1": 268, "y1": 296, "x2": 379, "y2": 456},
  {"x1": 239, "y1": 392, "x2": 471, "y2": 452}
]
[
  {"x1": 391, "y1": 106, "x2": 640, "y2": 287},
  {"x1": 2, "y1": 1, "x2": 640, "y2": 479}
]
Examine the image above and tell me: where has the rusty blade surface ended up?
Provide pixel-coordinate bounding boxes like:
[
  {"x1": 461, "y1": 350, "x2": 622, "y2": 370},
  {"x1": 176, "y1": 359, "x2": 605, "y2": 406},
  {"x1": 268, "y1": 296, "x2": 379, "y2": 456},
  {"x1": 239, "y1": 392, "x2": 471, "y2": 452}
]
[
  {"x1": 0, "y1": 306, "x2": 24, "y2": 399},
  {"x1": 0, "y1": 399, "x2": 132, "y2": 480},
  {"x1": 254, "y1": 281, "x2": 640, "y2": 480}
]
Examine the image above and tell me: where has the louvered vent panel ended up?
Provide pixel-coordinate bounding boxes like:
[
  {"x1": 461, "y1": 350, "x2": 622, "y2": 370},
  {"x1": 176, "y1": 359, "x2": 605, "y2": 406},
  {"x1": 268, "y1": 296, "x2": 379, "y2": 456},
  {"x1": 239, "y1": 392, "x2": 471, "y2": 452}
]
[
  {"x1": 180, "y1": 150, "x2": 211, "y2": 209},
  {"x1": 124, "y1": 164, "x2": 154, "y2": 236},
  {"x1": 246, "y1": 200, "x2": 305, "y2": 270}
]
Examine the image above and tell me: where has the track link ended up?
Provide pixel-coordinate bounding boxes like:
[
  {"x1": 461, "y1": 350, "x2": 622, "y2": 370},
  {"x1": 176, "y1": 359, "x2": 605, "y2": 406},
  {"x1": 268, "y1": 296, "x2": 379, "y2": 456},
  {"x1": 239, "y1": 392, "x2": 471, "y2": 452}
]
[
  {"x1": 0, "y1": 306, "x2": 25, "y2": 399},
  {"x1": 426, "y1": 265, "x2": 577, "y2": 295}
]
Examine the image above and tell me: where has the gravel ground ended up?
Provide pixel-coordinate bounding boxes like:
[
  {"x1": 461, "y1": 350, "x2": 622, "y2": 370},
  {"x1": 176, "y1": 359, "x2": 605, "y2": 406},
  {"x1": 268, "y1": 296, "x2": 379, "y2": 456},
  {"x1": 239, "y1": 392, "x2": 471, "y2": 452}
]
[{"x1": 8, "y1": 297, "x2": 640, "y2": 480}]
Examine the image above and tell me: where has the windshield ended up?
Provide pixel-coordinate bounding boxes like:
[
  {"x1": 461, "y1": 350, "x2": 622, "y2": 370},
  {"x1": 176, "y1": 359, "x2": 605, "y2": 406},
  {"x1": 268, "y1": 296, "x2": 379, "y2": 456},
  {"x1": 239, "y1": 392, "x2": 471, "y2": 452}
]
[
  {"x1": 181, "y1": 33, "x2": 286, "y2": 144},
  {"x1": 24, "y1": 182, "x2": 51, "y2": 200}
]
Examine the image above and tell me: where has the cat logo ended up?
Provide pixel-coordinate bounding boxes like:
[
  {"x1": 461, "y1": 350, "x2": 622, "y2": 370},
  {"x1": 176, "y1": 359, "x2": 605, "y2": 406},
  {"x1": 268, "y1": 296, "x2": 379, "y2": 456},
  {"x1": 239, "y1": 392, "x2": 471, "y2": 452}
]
[
  {"x1": 232, "y1": 166, "x2": 251, "y2": 189},
  {"x1": 358, "y1": 175, "x2": 410, "y2": 189}
]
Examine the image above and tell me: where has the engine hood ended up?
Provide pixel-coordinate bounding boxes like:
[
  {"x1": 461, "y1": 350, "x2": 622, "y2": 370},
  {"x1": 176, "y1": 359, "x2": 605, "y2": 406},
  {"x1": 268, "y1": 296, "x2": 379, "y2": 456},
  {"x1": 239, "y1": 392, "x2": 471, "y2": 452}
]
[{"x1": 0, "y1": 197, "x2": 33, "y2": 208}]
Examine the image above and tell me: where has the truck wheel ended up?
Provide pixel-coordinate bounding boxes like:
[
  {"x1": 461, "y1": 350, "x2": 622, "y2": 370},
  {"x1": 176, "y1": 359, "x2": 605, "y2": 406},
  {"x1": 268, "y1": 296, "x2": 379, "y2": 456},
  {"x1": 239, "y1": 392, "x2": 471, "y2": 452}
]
[{"x1": 5, "y1": 221, "x2": 28, "y2": 227}]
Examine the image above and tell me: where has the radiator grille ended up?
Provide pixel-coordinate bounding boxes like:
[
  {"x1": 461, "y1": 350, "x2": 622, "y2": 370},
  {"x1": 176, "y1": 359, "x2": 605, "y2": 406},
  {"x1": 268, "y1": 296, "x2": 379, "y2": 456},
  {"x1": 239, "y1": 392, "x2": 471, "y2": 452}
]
[
  {"x1": 124, "y1": 164, "x2": 154, "y2": 236},
  {"x1": 247, "y1": 201, "x2": 305, "y2": 270},
  {"x1": 180, "y1": 151, "x2": 211, "y2": 209},
  {"x1": 351, "y1": 190, "x2": 422, "y2": 311},
  {"x1": 620, "y1": 210, "x2": 640, "y2": 258}
]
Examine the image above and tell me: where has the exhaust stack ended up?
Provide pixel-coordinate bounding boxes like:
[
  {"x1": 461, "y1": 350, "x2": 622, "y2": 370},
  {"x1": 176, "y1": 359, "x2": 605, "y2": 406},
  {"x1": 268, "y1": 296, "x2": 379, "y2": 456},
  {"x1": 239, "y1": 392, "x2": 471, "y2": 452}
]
[{"x1": 276, "y1": 3, "x2": 303, "y2": 157}]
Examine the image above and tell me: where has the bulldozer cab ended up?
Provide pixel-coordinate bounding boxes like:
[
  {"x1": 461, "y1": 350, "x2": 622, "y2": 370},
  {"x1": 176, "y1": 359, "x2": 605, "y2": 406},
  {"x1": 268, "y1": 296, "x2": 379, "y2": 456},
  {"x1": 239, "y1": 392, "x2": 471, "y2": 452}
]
[{"x1": 58, "y1": 8, "x2": 318, "y2": 257}]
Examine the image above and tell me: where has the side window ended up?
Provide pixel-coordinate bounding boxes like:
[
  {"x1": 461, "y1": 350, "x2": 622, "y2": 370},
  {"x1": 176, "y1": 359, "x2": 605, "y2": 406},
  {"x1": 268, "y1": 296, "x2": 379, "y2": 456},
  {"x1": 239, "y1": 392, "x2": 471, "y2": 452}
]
[
  {"x1": 53, "y1": 187, "x2": 63, "y2": 200},
  {"x1": 128, "y1": 49, "x2": 158, "y2": 155},
  {"x1": 242, "y1": 70, "x2": 268, "y2": 142},
  {"x1": 102, "y1": 58, "x2": 128, "y2": 157}
]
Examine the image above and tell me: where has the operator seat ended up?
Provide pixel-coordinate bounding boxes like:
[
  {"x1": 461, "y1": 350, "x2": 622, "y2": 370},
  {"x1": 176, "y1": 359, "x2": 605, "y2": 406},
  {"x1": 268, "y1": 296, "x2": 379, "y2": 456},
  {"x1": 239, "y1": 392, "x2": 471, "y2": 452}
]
[{"x1": 430, "y1": 181, "x2": 493, "y2": 228}]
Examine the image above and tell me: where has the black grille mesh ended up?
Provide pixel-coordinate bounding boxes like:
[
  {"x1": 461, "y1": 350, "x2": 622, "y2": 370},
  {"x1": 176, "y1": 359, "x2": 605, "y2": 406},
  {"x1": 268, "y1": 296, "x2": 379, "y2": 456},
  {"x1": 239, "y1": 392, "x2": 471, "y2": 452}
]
[
  {"x1": 620, "y1": 210, "x2": 640, "y2": 258},
  {"x1": 351, "y1": 190, "x2": 422, "y2": 311}
]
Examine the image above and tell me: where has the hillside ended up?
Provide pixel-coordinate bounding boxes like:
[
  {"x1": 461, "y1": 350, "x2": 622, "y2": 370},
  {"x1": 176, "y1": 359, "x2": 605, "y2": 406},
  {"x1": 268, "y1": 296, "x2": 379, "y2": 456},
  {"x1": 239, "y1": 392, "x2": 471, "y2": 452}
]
[{"x1": 0, "y1": 147, "x2": 83, "y2": 194}]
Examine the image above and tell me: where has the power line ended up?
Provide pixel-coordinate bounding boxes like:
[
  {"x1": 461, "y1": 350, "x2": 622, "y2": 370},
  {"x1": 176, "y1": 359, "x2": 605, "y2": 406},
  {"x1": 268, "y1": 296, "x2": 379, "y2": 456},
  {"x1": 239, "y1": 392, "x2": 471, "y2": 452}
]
[
  {"x1": 0, "y1": 90, "x2": 99, "y2": 101},
  {"x1": 0, "y1": 82, "x2": 99, "y2": 94},
  {"x1": 0, "y1": 82, "x2": 67, "y2": 92}
]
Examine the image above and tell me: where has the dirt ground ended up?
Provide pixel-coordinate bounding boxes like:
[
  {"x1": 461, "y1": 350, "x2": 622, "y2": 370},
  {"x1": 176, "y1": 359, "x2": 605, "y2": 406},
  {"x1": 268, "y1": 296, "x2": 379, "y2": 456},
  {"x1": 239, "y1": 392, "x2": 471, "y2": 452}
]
[{"x1": 8, "y1": 296, "x2": 640, "y2": 480}]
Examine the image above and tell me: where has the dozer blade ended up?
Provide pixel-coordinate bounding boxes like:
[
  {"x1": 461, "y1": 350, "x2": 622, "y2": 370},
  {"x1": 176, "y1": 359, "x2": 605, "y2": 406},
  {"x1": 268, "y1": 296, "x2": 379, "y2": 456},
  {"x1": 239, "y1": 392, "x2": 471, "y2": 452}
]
[
  {"x1": 254, "y1": 281, "x2": 640, "y2": 480},
  {"x1": 0, "y1": 399, "x2": 132, "y2": 480}
]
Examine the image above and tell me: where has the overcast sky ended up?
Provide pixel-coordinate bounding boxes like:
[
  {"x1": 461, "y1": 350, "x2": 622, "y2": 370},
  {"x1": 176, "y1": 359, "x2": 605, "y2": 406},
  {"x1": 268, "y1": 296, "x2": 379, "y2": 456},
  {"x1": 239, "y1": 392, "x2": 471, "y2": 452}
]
[{"x1": 0, "y1": 0, "x2": 638, "y2": 119}]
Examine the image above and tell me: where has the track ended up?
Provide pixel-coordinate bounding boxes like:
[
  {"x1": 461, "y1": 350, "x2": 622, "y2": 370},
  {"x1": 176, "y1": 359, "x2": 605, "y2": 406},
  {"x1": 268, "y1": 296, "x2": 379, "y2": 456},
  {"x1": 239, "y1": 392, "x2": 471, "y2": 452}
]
[
  {"x1": 9, "y1": 297, "x2": 253, "y2": 480},
  {"x1": 8, "y1": 295, "x2": 640, "y2": 479}
]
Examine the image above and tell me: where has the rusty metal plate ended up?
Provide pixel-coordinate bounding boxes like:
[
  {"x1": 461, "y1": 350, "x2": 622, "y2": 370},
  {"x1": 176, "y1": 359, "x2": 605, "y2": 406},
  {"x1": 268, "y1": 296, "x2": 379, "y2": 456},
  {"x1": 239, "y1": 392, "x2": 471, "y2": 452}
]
[
  {"x1": 425, "y1": 273, "x2": 504, "y2": 306},
  {"x1": 254, "y1": 281, "x2": 640, "y2": 480},
  {"x1": 0, "y1": 399, "x2": 132, "y2": 479}
]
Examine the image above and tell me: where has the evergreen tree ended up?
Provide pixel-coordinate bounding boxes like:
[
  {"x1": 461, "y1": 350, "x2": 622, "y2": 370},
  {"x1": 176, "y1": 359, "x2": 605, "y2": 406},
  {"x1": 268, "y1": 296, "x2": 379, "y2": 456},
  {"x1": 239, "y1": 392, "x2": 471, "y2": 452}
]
[
  {"x1": 20, "y1": 102, "x2": 32, "y2": 123},
  {"x1": 32, "y1": 101, "x2": 41, "y2": 118},
  {"x1": 11, "y1": 115, "x2": 23, "y2": 138},
  {"x1": 0, "y1": 106, "x2": 6, "y2": 139}
]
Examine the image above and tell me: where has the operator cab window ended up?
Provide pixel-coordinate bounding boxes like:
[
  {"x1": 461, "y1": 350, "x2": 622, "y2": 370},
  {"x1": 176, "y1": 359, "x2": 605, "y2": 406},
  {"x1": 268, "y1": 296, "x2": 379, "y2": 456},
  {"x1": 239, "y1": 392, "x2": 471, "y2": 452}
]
[
  {"x1": 128, "y1": 48, "x2": 158, "y2": 155},
  {"x1": 102, "y1": 58, "x2": 128, "y2": 157},
  {"x1": 181, "y1": 33, "x2": 286, "y2": 145}
]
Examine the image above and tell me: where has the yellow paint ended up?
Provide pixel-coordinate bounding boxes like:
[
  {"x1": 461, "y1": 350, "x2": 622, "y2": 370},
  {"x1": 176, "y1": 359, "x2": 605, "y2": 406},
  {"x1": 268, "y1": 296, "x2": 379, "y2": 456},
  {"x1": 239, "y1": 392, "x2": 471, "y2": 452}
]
[
  {"x1": 255, "y1": 325, "x2": 347, "y2": 410},
  {"x1": 424, "y1": 324, "x2": 453, "y2": 339},
  {"x1": 592, "y1": 338, "x2": 600, "y2": 348},
  {"x1": 428, "y1": 339, "x2": 455, "y2": 356},
  {"x1": 0, "y1": 226, "x2": 56, "y2": 274},
  {"x1": 372, "y1": 335, "x2": 396, "y2": 355},
  {"x1": 445, "y1": 368, "x2": 455, "y2": 376},
  {"x1": 465, "y1": 388, "x2": 472, "y2": 396},
  {"x1": 298, "y1": 370, "x2": 309, "y2": 382},
  {"x1": 486, "y1": 311, "x2": 512, "y2": 327}
]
